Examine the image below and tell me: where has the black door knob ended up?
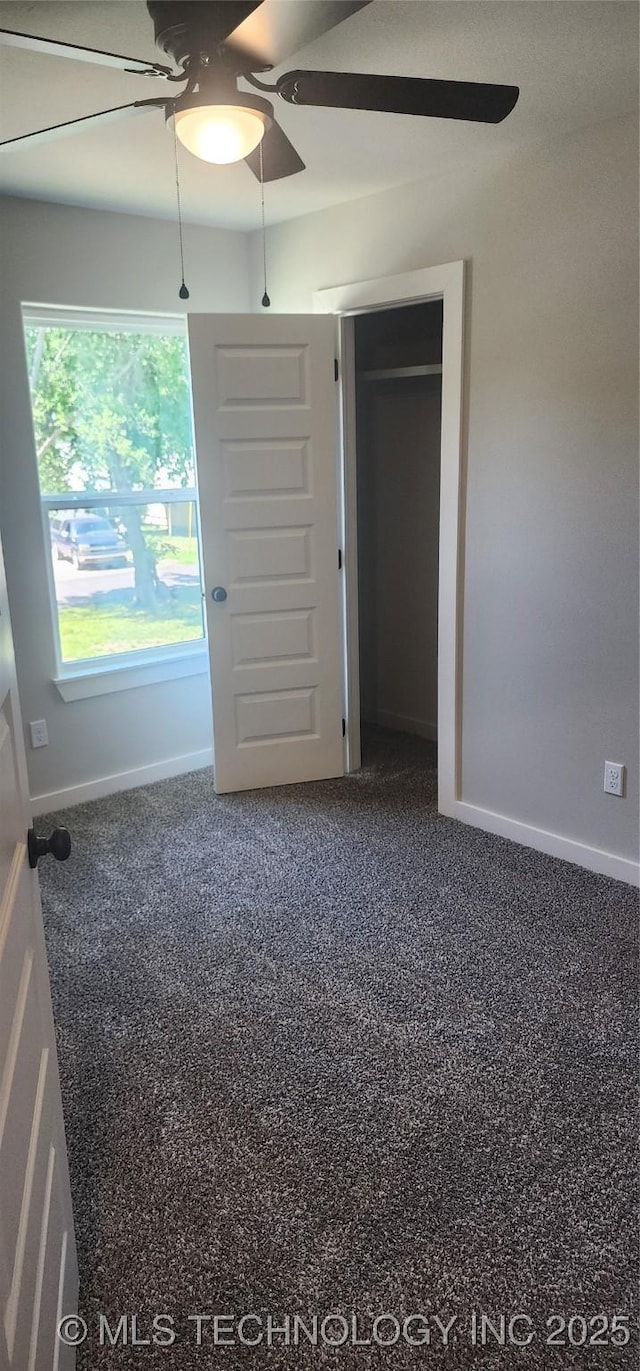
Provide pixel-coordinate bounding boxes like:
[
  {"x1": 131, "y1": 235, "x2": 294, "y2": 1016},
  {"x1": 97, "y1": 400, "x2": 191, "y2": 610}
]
[
  {"x1": 28, "y1": 826, "x2": 71, "y2": 869},
  {"x1": 211, "y1": 586, "x2": 227, "y2": 603}
]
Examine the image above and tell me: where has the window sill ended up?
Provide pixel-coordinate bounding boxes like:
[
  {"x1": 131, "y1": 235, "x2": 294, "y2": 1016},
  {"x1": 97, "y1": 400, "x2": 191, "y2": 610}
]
[{"x1": 53, "y1": 647, "x2": 209, "y2": 702}]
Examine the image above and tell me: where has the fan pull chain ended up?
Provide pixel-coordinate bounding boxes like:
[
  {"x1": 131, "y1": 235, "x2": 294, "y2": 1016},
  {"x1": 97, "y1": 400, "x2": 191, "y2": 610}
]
[
  {"x1": 260, "y1": 141, "x2": 270, "y2": 308},
  {"x1": 172, "y1": 110, "x2": 189, "y2": 301}
]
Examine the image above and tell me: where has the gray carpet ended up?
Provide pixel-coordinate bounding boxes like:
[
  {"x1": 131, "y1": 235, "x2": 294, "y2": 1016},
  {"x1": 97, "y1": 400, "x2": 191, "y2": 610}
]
[{"x1": 40, "y1": 729, "x2": 638, "y2": 1368}]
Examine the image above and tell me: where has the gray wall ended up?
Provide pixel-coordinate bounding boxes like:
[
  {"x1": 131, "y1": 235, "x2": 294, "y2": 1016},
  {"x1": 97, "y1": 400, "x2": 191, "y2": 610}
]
[
  {"x1": 0, "y1": 196, "x2": 250, "y2": 803},
  {"x1": 357, "y1": 377, "x2": 441, "y2": 738},
  {"x1": 248, "y1": 115, "x2": 639, "y2": 864}
]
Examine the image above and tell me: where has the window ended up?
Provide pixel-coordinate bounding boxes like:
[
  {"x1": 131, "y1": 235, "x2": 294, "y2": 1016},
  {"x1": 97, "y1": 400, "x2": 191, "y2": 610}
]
[{"x1": 22, "y1": 309, "x2": 206, "y2": 687}]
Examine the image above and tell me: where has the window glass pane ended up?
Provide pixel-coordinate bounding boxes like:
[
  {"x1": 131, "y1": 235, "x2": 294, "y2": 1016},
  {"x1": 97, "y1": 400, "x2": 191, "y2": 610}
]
[
  {"x1": 48, "y1": 501, "x2": 204, "y2": 664},
  {"x1": 24, "y1": 325, "x2": 195, "y2": 495},
  {"x1": 24, "y1": 316, "x2": 206, "y2": 669}
]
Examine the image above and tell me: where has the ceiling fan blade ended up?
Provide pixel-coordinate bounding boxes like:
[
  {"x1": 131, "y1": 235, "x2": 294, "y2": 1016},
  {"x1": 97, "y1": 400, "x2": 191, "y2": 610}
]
[
  {"x1": 0, "y1": 99, "x2": 166, "y2": 152},
  {"x1": 226, "y1": 1, "x2": 372, "y2": 70},
  {"x1": 276, "y1": 71, "x2": 520, "y2": 124},
  {"x1": 245, "y1": 121, "x2": 305, "y2": 181},
  {"x1": 0, "y1": 27, "x2": 171, "y2": 76}
]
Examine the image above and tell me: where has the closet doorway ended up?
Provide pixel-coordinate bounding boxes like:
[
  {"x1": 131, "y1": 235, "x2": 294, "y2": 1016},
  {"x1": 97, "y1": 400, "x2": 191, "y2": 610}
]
[
  {"x1": 314, "y1": 260, "x2": 465, "y2": 816},
  {"x1": 354, "y1": 301, "x2": 443, "y2": 761}
]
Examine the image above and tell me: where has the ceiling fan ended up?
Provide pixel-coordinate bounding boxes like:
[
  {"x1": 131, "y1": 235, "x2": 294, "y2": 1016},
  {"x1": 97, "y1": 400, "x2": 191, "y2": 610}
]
[{"x1": 0, "y1": 0, "x2": 520, "y2": 181}]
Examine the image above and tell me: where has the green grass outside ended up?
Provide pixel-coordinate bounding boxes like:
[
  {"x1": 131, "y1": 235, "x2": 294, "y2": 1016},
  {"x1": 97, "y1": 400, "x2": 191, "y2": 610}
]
[
  {"x1": 59, "y1": 602, "x2": 204, "y2": 662},
  {"x1": 144, "y1": 531, "x2": 199, "y2": 567}
]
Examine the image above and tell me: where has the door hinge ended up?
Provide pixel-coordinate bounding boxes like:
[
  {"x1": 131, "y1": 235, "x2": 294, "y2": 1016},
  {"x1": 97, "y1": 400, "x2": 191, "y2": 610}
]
[
  {"x1": 334, "y1": 357, "x2": 339, "y2": 382},
  {"x1": 342, "y1": 717, "x2": 346, "y2": 737},
  {"x1": 338, "y1": 548, "x2": 342, "y2": 570}
]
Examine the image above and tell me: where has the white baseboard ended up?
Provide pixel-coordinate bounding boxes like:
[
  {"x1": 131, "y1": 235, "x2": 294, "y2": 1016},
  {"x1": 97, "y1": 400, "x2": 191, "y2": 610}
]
[
  {"x1": 31, "y1": 747, "x2": 214, "y2": 815},
  {"x1": 363, "y1": 709, "x2": 437, "y2": 742},
  {"x1": 31, "y1": 745, "x2": 638, "y2": 889},
  {"x1": 442, "y1": 797, "x2": 640, "y2": 888}
]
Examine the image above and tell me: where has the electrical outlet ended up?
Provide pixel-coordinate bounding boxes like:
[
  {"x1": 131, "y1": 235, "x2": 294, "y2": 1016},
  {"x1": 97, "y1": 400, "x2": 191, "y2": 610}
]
[
  {"x1": 604, "y1": 761, "x2": 625, "y2": 797},
  {"x1": 29, "y1": 719, "x2": 48, "y2": 749}
]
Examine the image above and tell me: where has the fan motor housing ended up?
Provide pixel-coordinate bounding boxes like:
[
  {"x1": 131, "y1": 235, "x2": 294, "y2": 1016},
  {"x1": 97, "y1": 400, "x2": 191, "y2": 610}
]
[{"x1": 147, "y1": 1, "x2": 269, "y2": 71}]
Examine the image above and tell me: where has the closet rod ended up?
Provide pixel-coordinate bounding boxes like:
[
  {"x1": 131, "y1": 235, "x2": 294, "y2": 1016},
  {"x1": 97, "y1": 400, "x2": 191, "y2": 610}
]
[{"x1": 361, "y1": 364, "x2": 442, "y2": 381}]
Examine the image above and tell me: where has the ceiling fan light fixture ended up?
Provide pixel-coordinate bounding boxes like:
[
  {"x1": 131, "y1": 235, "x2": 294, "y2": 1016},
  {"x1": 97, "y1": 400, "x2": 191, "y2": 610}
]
[{"x1": 169, "y1": 86, "x2": 273, "y2": 165}]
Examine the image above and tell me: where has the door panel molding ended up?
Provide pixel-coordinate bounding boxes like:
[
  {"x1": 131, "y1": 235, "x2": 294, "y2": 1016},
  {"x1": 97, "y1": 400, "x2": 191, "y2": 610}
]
[
  {"x1": 188, "y1": 314, "x2": 344, "y2": 794},
  {"x1": 0, "y1": 527, "x2": 78, "y2": 1368}
]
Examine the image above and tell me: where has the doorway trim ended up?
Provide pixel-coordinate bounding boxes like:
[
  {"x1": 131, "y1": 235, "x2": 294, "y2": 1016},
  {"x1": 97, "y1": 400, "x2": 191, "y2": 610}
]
[{"x1": 314, "y1": 260, "x2": 465, "y2": 814}]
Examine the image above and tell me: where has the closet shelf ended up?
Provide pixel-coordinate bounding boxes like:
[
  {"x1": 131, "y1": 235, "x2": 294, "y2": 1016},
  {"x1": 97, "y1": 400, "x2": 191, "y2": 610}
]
[{"x1": 361, "y1": 364, "x2": 442, "y2": 381}]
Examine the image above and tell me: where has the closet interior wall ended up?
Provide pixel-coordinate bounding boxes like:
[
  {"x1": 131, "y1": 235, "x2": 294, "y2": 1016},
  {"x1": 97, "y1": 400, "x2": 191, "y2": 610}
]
[{"x1": 354, "y1": 301, "x2": 443, "y2": 744}]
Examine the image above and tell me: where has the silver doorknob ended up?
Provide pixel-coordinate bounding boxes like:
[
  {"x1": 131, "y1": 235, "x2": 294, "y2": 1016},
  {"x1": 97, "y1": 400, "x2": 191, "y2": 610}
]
[{"x1": 211, "y1": 586, "x2": 227, "y2": 603}]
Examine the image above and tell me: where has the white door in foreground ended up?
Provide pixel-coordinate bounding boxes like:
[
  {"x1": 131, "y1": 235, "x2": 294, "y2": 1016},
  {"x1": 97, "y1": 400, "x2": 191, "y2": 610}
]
[
  {"x1": 0, "y1": 533, "x2": 78, "y2": 1368},
  {"x1": 188, "y1": 314, "x2": 344, "y2": 794}
]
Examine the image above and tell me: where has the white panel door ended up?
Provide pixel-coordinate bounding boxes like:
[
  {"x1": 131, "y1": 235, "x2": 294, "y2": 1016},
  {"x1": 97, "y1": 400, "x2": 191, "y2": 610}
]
[
  {"x1": 188, "y1": 314, "x2": 344, "y2": 794},
  {"x1": 0, "y1": 533, "x2": 77, "y2": 1369}
]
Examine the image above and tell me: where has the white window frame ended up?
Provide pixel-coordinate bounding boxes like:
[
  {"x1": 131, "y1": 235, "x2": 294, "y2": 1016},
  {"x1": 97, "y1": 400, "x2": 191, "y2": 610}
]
[{"x1": 22, "y1": 305, "x2": 209, "y2": 700}]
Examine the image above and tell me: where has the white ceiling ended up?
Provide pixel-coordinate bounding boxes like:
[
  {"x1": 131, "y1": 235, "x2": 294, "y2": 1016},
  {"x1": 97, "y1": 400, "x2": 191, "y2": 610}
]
[{"x1": 0, "y1": 0, "x2": 637, "y2": 230}]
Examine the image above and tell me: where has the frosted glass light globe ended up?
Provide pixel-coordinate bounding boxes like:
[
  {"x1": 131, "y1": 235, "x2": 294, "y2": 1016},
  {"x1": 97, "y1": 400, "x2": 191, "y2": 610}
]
[{"x1": 174, "y1": 105, "x2": 266, "y2": 164}]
